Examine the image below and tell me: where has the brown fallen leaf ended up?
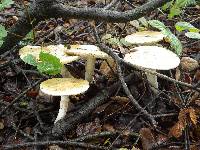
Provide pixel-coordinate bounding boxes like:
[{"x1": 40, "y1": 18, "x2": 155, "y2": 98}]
[
  {"x1": 180, "y1": 57, "x2": 199, "y2": 72},
  {"x1": 169, "y1": 121, "x2": 185, "y2": 138},
  {"x1": 194, "y1": 69, "x2": 200, "y2": 81},
  {"x1": 169, "y1": 107, "x2": 198, "y2": 138},
  {"x1": 111, "y1": 96, "x2": 129, "y2": 104},
  {"x1": 100, "y1": 59, "x2": 116, "y2": 78},
  {"x1": 76, "y1": 118, "x2": 102, "y2": 136},
  {"x1": 103, "y1": 124, "x2": 115, "y2": 132},
  {"x1": 175, "y1": 68, "x2": 181, "y2": 80},
  {"x1": 139, "y1": 128, "x2": 155, "y2": 150},
  {"x1": 48, "y1": 145, "x2": 64, "y2": 150}
]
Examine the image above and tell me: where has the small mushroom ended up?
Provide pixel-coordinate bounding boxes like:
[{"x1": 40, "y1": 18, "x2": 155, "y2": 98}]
[
  {"x1": 124, "y1": 46, "x2": 180, "y2": 93},
  {"x1": 125, "y1": 31, "x2": 164, "y2": 45},
  {"x1": 66, "y1": 45, "x2": 112, "y2": 82},
  {"x1": 40, "y1": 78, "x2": 89, "y2": 123},
  {"x1": 19, "y1": 45, "x2": 80, "y2": 77},
  {"x1": 19, "y1": 45, "x2": 46, "y2": 61}
]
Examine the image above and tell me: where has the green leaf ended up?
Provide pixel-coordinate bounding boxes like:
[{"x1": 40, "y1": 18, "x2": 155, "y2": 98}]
[
  {"x1": 168, "y1": 5, "x2": 181, "y2": 19},
  {"x1": 148, "y1": 20, "x2": 182, "y2": 55},
  {"x1": 148, "y1": 20, "x2": 167, "y2": 31},
  {"x1": 130, "y1": 20, "x2": 140, "y2": 28},
  {"x1": 108, "y1": 37, "x2": 121, "y2": 46},
  {"x1": 37, "y1": 52, "x2": 62, "y2": 75},
  {"x1": 138, "y1": 17, "x2": 148, "y2": 27},
  {"x1": 24, "y1": 30, "x2": 34, "y2": 41},
  {"x1": 185, "y1": 32, "x2": 200, "y2": 39},
  {"x1": 101, "y1": 34, "x2": 112, "y2": 41},
  {"x1": 0, "y1": 25, "x2": 7, "y2": 38},
  {"x1": 120, "y1": 38, "x2": 132, "y2": 46},
  {"x1": 175, "y1": 22, "x2": 199, "y2": 32},
  {"x1": 22, "y1": 54, "x2": 38, "y2": 66},
  {"x1": 175, "y1": 0, "x2": 196, "y2": 8},
  {"x1": 0, "y1": 25, "x2": 7, "y2": 46},
  {"x1": 102, "y1": 34, "x2": 121, "y2": 46},
  {"x1": 0, "y1": 41, "x2": 3, "y2": 47},
  {"x1": 0, "y1": 0, "x2": 14, "y2": 11},
  {"x1": 166, "y1": 33, "x2": 183, "y2": 55},
  {"x1": 162, "y1": 1, "x2": 173, "y2": 11},
  {"x1": 168, "y1": 0, "x2": 196, "y2": 19}
]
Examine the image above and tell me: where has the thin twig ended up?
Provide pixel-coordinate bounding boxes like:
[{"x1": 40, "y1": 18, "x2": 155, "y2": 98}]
[
  {"x1": 11, "y1": 121, "x2": 34, "y2": 141},
  {"x1": 93, "y1": 27, "x2": 157, "y2": 127},
  {"x1": 4, "y1": 140, "x2": 108, "y2": 150},
  {"x1": 71, "y1": 131, "x2": 117, "y2": 142}
]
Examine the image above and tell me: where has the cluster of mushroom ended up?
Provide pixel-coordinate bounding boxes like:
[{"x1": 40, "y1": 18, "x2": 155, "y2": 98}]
[
  {"x1": 19, "y1": 30, "x2": 181, "y2": 122},
  {"x1": 19, "y1": 44, "x2": 111, "y2": 123},
  {"x1": 124, "y1": 31, "x2": 180, "y2": 94}
]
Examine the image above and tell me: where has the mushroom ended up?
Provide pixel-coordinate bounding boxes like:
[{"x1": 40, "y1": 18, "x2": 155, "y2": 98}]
[
  {"x1": 65, "y1": 45, "x2": 112, "y2": 82},
  {"x1": 124, "y1": 46, "x2": 180, "y2": 93},
  {"x1": 40, "y1": 78, "x2": 89, "y2": 123},
  {"x1": 19, "y1": 45, "x2": 80, "y2": 77},
  {"x1": 46, "y1": 45, "x2": 80, "y2": 77},
  {"x1": 19, "y1": 45, "x2": 46, "y2": 61},
  {"x1": 125, "y1": 31, "x2": 165, "y2": 45}
]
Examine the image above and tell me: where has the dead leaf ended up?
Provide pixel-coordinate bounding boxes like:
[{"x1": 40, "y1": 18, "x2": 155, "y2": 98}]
[
  {"x1": 195, "y1": 100, "x2": 200, "y2": 106},
  {"x1": 139, "y1": 128, "x2": 155, "y2": 150},
  {"x1": 183, "y1": 73, "x2": 192, "y2": 84},
  {"x1": 100, "y1": 59, "x2": 116, "y2": 78},
  {"x1": 111, "y1": 96, "x2": 129, "y2": 103},
  {"x1": 175, "y1": 68, "x2": 181, "y2": 80},
  {"x1": 93, "y1": 101, "x2": 112, "y2": 114},
  {"x1": 188, "y1": 108, "x2": 197, "y2": 125},
  {"x1": 26, "y1": 89, "x2": 38, "y2": 98},
  {"x1": 180, "y1": 57, "x2": 199, "y2": 72},
  {"x1": 76, "y1": 118, "x2": 102, "y2": 136},
  {"x1": 48, "y1": 145, "x2": 64, "y2": 150},
  {"x1": 188, "y1": 92, "x2": 199, "y2": 104},
  {"x1": 180, "y1": 107, "x2": 197, "y2": 125},
  {"x1": 194, "y1": 69, "x2": 200, "y2": 81},
  {"x1": 169, "y1": 121, "x2": 185, "y2": 138},
  {"x1": 103, "y1": 124, "x2": 115, "y2": 132},
  {"x1": 130, "y1": 20, "x2": 140, "y2": 28},
  {"x1": 171, "y1": 96, "x2": 182, "y2": 105},
  {"x1": 156, "y1": 134, "x2": 168, "y2": 144},
  {"x1": 169, "y1": 107, "x2": 198, "y2": 138},
  {"x1": 0, "y1": 121, "x2": 4, "y2": 130}
]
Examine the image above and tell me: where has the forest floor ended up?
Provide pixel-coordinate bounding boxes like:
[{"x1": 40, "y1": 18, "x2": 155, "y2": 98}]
[{"x1": 0, "y1": 0, "x2": 200, "y2": 150}]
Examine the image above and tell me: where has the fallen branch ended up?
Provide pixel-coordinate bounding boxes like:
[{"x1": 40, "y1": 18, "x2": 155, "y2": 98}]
[
  {"x1": 4, "y1": 140, "x2": 107, "y2": 150},
  {"x1": 0, "y1": 0, "x2": 171, "y2": 55}
]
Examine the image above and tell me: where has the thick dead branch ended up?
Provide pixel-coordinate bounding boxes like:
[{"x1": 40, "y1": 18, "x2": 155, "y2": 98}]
[
  {"x1": 0, "y1": 0, "x2": 171, "y2": 55},
  {"x1": 4, "y1": 140, "x2": 107, "y2": 150}
]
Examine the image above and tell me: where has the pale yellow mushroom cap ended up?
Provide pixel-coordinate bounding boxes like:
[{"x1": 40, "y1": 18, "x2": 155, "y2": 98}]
[
  {"x1": 125, "y1": 31, "x2": 165, "y2": 45},
  {"x1": 40, "y1": 78, "x2": 89, "y2": 96},
  {"x1": 19, "y1": 45, "x2": 48, "y2": 60},
  {"x1": 66, "y1": 45, "x2": 110, "y2": 59},
  {"x1": 19, "y1": 45, "x2": 80, "y2": 64},
  {"x1": 47, "y1": 45, "x2": 80, "y2": 64},
  {"x1": 124, "y1": 46, "x2": 180, "y2": 70}
]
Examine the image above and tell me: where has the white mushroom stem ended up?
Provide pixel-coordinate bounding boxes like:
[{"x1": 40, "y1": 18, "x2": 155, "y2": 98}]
[
  {"x1": 61, "y1": 65, "x2": 73, "y2": 78},
  {"x1": 54, "y1": 95, "x2": 70, "y2": 123},
  {"x1": 145, "y1": 69, "x2": 158, "y2": 94},
  {"x1": 85, "y1": 57, "x2": 96, "y2": 83}
]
